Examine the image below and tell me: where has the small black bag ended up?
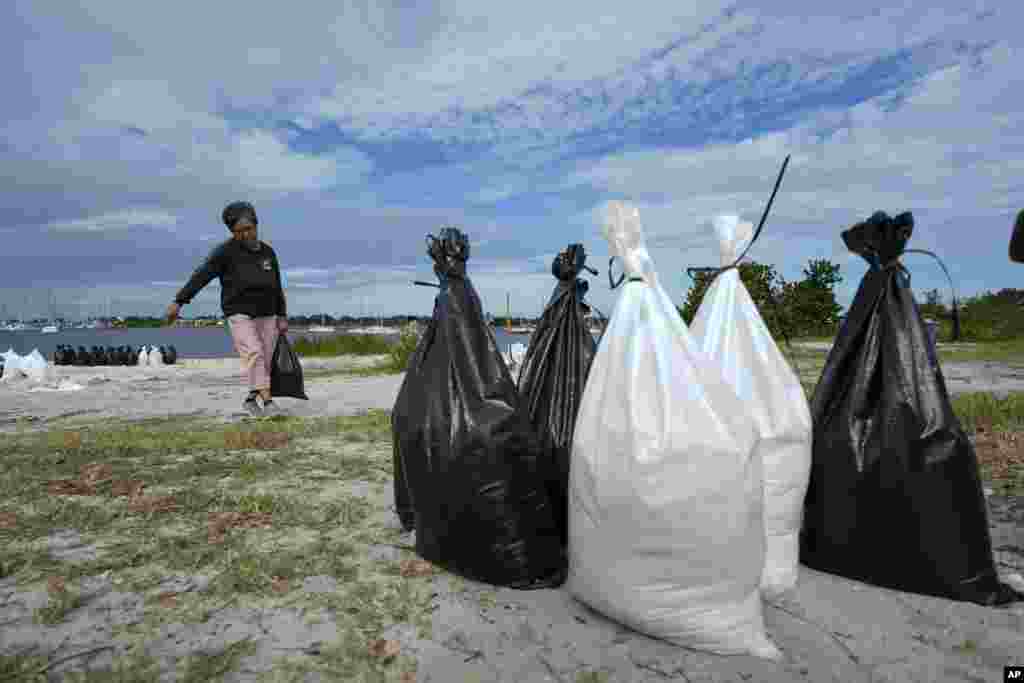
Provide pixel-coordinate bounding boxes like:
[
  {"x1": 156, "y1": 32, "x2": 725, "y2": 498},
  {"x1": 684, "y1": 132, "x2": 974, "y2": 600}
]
[
  {"x1": 517, "y1": 243, "x2": 598, "y2": 545},
  {"x1": 270, "y1": 334, "x2": 309, "y2": 400}
]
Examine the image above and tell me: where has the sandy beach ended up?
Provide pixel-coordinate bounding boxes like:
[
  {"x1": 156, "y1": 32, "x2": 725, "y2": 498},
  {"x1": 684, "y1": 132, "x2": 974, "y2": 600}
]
[
  {"x1": 0, "y1": 355, "x2": 405, "y2": 432},
  {"x1": 3, "y1": 351, "x2": 1024, "y2": 432},
  {"x1": 1, "y1": 354, "x2": 1023, "y2": 681}
]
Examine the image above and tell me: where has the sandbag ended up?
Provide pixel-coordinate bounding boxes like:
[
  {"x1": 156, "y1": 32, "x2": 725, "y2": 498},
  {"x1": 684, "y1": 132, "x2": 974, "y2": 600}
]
[
  {"x1": 74, "y1": 346, "x2": 90, "y2": 366},
  {"x1": 568, "y1": 202, "x2": 779, "y2": 659},
  {"x1": 149, "y1": 345, "x2": 165, "y2": 366},
  {"x1": 517, "y1": 243, "x2": 598, "y2": 545},
  {"x1": 392, "y1": 227, "x2": 565, "y2": 589},
  {"x1": 801, "y1": 210, "x2": 1023, "y2": 605},
  {"x1": 138, "y1": 346, "x2": 150, "y2": 367},
  {"x1": 270, "y1": 334, "x2": 309, "y2": 400},
  {"x1": 690, "y1": 215, "x2": 812, "y2": 601},
  {"x1": 1, "y1": 349, "x2": 21, "y2": 377},
  {"x1": 91, "y1": 346, "x2": 107, "y2": 366}
]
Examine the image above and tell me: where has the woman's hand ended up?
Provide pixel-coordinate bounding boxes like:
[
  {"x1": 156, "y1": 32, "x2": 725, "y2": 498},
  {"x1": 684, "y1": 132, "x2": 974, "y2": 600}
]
[
  {"x1": 166, "y1": 303, "x2": 180, "y2": 325},
  {"x1": 277, "y1": 317, "x2": 289, "y2": 333}
]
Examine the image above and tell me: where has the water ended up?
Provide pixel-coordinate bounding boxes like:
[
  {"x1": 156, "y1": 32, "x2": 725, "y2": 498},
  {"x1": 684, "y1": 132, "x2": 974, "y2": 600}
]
[{"x1": 0, "y1": 327, "x2": 535, "y2": 360}]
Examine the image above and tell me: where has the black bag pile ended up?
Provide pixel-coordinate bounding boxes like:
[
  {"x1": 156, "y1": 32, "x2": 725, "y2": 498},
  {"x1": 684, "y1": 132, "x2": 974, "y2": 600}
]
[
  {"x1": 801, "y1": 210, "x2": 1023, "y2": 605},
  {"x1": 52, "y1": 344, "x2": 162, "y2": 366},
  {"x1": 162, "y1": 345, "x2": 178, "y2": 365},
  {"x1": 517, "y1": 243, "x2": 598, "y2": 545},
  {"x1": 392, "y1": 227, "x2": 566, "y2": 588},
  {"x1": 270, "y1": 335, "x2": 308, "y2": 400}
]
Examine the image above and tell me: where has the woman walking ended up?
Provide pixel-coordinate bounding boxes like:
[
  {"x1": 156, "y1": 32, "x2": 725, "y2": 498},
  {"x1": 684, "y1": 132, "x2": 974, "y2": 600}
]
[{"x1": 166, "y1": 201, "x2": 288, "y2": 417}]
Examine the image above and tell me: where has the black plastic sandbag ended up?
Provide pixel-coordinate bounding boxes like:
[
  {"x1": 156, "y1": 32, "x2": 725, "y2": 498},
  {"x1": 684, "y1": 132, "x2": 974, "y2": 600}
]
[
  {"x1": 517, "y1": 243, "x2": 598, "y2": 545},
  {"x1": 270, "y1": 334, "x2": 309, "y2": 400},
  {"x1": 801, "y1": 211, "x2": 1023, "y2": 605},
  {"x1": 391, "y1": 227, "x2": 566, "y2": 589}
]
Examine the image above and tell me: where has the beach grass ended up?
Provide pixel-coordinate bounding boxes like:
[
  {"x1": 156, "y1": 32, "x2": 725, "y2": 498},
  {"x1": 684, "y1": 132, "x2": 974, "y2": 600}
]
[
  {"x1": 291, "y1": 333, "x2": 392, "y2": 358},
  {"x1": 0, "y1": 410, "x2": 425, "y2": 681},
  {"x1": 294, "y1": 324, "x2": 420, "y2": 376},
  {"x1": 3, "y1": 338, "x2": 1024, "y2": 679}
]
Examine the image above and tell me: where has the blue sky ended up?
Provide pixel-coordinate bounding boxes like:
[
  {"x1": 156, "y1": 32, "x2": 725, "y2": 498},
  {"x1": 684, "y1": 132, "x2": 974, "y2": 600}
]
[{"x1": 2, "y1": 0, "x2": 1022, "y2": 320}]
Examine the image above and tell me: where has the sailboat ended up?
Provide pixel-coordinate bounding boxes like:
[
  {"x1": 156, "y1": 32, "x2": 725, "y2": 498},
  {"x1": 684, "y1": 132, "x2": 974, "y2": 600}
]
[
  {"x1": 308, "y1": 314, "x2": 335, "y2": 333},
  {"x1": 41, "y1": 290, "x2": 60, "y2": 333}
]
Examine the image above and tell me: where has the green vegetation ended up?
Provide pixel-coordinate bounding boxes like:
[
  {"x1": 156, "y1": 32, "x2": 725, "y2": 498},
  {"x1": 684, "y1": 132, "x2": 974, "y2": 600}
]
[
  {"x1": 681, "y1": 258, "x2": 844, "y2": 340},
  {"x1": 0, "y1": 410, "x2": 422, "y2": 681},
  {"x1": 384, "y1": 323, "x2": 422, "y2": 373},
  {"x1": 291, "y1": 323, "x2": 421, "y2": 375},
  {"x1": 291, "y1": 333, "x2": 392, "y2": 357}
]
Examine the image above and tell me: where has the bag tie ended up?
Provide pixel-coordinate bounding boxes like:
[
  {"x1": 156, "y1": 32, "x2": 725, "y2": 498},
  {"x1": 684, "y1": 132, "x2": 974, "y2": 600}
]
[{"x1": 900, "y1": 248, "x2": 961, "y2": 342}]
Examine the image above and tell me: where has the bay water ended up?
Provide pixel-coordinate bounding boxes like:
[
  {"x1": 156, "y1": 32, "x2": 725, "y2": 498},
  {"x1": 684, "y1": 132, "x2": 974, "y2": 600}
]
[{"x1": 0, "y1": 327, "x2": 534, "y2": 361}]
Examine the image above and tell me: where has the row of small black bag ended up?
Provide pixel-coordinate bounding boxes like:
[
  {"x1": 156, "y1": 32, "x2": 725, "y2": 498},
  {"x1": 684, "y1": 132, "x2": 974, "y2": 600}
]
[{"x1": 52, "y1": 344, "x2": 178, "y2": 366}]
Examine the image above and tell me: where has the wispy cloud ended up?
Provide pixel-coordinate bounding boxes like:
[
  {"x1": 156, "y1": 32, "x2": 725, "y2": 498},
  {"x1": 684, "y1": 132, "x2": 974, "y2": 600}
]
[{"x1": 47, "y1": 209, "x2": 179, "y2": 234}]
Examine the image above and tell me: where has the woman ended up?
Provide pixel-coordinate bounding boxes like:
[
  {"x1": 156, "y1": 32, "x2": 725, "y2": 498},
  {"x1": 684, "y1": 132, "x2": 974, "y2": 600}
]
[{"x1": 166, "y1": 201, "x2": 288, "y2": 417}]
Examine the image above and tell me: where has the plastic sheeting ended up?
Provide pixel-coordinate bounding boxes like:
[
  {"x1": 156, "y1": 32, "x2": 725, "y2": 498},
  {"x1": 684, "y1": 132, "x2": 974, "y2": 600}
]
[
  {"x1": 567, "y1": 202, "x2": 780, "y2": 659},
  {"x1": 690, "y1": 215, "x2": 812, "y2": 601},
  {"x1": 517, "y1": 243, "x2": 598, "y2": 545},
  {"x1": 802, "y1": 210, "x2": 1023, "y2": 606},
  {"x1": 391, "y1": 227, "x2": 566, "y2": 589}
]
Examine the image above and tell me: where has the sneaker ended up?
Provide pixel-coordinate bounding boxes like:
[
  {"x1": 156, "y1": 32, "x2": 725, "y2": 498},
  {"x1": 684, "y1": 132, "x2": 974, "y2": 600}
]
[
  {"x1": 260, "y1": 399, "x2": 281, "y2": 417},
  {"x1": 243, "y1": 392, "x2": 263, "y2": 417}
]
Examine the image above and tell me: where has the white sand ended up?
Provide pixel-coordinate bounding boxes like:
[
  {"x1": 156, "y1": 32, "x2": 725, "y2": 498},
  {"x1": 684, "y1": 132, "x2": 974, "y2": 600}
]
[{"x1": 0, "y1": 354, "x2": 404, "y2": 431}]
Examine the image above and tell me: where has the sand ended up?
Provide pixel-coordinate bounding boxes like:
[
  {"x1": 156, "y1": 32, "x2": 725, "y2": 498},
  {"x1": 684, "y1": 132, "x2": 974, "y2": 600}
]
[{"x1": 0, "y1": 353, "x2": 1022, "y2": 681}]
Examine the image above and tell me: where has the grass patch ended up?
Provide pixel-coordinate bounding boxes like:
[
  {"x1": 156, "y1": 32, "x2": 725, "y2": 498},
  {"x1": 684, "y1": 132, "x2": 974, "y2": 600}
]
[
  {"x1": 294, "y1": 323, "x2": 420, "y2": 377},
  {"x1": 292, "y1": 334, "x2": 392, "y2": 357},
  {"x1": 938, "y1": 337, "x2": 1024, "y2": 364},
  {"x1": 179, "y1": 638, "x2": 259, "y2": 683},
  {"x1": 0, "y1": 409, "x2": 435, "y2": 682},
  {"x1": 950, "y1": 392, "x2": 1024, "y2": 432}
]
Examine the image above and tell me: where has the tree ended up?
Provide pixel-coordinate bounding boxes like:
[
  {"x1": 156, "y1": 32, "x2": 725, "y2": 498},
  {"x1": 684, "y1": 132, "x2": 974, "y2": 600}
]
[{"x1": 779, "y1": 259, "x2": 843, "y2": 337}]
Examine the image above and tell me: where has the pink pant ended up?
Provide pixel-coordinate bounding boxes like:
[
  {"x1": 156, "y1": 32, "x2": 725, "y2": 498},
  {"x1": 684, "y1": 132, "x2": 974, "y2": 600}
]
[{"x1": 227, "y1": 314, "x2": 279, "y2": 392}]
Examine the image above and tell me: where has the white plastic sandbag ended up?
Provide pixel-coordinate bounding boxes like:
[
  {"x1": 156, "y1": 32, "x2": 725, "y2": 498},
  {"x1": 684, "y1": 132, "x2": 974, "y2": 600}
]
[
  {"x1": 567, "y1": 201, "x2": 780, "y2": 659},
  {"x1": 1, "y1": 349, "x2": 22, "y2": 379},
  {"x1": 21, "y1": 349, "x2": 49, "y2": 381},
  {"x1": 149, "y1": 346, "x2": 165, "y2": 366},
  {"x1": 138, "y1": 346, "x2": 150, "y2": 367},
  {"x1": 690, "y1": 215, "x2": 813, "y2": 601}
]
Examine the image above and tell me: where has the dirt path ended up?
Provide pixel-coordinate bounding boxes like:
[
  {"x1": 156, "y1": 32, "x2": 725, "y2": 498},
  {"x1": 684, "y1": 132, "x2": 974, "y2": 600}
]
[
  {"x1": 3, "y1": 355, "x2": 1024, "y2": 433},
  {"x1": 0, "y1": 355, "x2": 405, "y2": 432}
]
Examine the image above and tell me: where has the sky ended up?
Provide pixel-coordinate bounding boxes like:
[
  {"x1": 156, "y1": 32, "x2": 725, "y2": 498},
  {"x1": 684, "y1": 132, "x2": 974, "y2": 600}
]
[{"x1": 3, "y1": 0, "x2": 1023, "y2": 320}]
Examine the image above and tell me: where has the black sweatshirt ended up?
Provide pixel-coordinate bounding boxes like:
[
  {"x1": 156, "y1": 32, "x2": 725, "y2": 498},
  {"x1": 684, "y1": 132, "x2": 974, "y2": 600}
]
[{"x1": 174, "y1": 239, "x2": 287, "y2": 318}]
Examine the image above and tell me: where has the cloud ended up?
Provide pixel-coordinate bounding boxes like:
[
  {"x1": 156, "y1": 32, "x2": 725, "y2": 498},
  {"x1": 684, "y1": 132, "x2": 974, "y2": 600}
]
[
  {"x1": 46, "y1": 209, "x2": 179, "y2": 234},
  {"x1": 556, "y1": 38, "x2": 1024, "y2": 305},
  {"x1": 284, "y1": 267, "x2": 333, "y2": 280},
  {"x1": 2, "y1": 1, "x2": 1023, "y2": 318}
]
